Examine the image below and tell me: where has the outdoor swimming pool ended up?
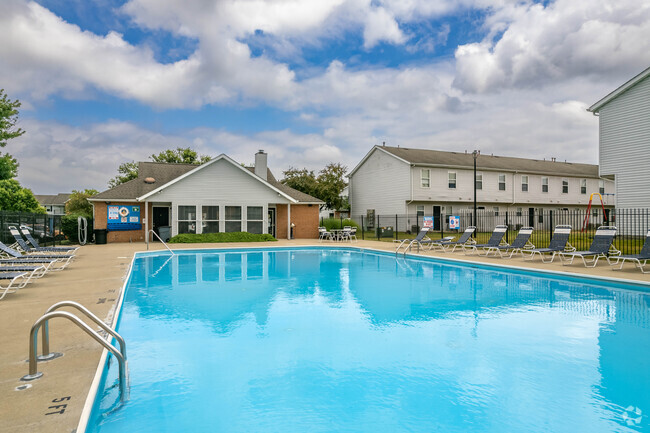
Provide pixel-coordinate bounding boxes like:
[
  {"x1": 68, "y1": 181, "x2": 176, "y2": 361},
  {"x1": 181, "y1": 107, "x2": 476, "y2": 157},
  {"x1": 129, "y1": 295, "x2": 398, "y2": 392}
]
[{"x1": 83, "y1": 248, "x2": 650, "y2": 432}]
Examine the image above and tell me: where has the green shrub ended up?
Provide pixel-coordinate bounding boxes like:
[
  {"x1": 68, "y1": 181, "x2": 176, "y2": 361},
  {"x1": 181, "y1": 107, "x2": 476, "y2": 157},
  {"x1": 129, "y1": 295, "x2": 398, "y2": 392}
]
[
  {"x1": 321, "y1": 218, "x2": 360, "y2": 230},
  {"x1": 169, "y1": 232, "x2": 277, "y2": 243},
  {"x1": 61, "y1": 213, "x2": 84, "y2": 243}
]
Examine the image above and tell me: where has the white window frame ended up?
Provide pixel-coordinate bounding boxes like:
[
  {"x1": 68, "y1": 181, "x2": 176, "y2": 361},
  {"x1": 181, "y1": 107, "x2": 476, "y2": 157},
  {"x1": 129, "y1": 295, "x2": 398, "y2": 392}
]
[
  {"x1": 201, "y1": 205, "x2": 219, "y2": 233},
  {"x1": 448, "y1": 171, "x2": 457, "y2": 189},
  {"x1": 521, "y1": 175, "x2": 529, "y2": 192},
  {"x1": 498, "y1": 174, "x2": 506, "y2": 191},
  {"x1": 476, "y1": 172, "x2": 483, "y2": 190},
  {"x1": 599, "y1": 179, "x2": 605, "y2": 194},
  {"x1": 177, "y1": 205, "x2": 197, "y2": 234},
  {"x1": 581, "y1": 178, "x2": 587, "y2": 194},
  {"x1": 420, "y1": 169, "x2": 430, "y2": 188},
  {"x1": 562, "y1": 179, "x2": 569, "y2": 194},
  {"x1": 541, "y1": 177, "x2": 548, "y2": 193},
  {"x1": 224, "y1": 205, "x2": 242, "y2": 232},
  {"x1": 416, "y1": 205, "x2": 425, "y2": 216},
  {"x1": 246, "y1": 206, "x2": 264, "y2": 234},
  {"x1": 493, "y1": 206, "x2": 499, "y2": 216}
]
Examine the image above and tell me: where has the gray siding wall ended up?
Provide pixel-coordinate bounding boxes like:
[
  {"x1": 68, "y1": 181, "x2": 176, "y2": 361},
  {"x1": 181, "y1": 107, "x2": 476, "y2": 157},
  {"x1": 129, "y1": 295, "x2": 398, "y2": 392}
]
[
  {"x1": 152, "y1": 159, "x2": 291, "y2": 237},
  {"x1": 599, "y1": 75, "x2": 650, "y2": 209},
  {"x1": 349, "y1": 148, "x2": 410, "y2": 217}
]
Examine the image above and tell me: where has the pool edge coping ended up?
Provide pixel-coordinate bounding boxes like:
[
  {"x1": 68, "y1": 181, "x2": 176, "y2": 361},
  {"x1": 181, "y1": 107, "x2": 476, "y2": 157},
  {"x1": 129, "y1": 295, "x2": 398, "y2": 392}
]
[{"x1": 75, "y1": 244, "x2": 650, "y2": 431}]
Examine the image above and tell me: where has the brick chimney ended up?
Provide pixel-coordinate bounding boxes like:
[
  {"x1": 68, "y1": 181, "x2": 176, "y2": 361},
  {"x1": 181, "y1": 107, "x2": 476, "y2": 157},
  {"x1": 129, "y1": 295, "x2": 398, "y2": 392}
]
[{"x1": 255, "y1": 150, "x2": 267, "y2": 181}]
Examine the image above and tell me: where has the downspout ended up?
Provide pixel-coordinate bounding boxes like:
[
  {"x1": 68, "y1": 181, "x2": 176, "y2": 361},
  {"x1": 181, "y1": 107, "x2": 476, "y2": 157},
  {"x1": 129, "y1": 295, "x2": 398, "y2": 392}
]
[{"x1": 405, "y1": 164, "x2": 415, "y2": 216}]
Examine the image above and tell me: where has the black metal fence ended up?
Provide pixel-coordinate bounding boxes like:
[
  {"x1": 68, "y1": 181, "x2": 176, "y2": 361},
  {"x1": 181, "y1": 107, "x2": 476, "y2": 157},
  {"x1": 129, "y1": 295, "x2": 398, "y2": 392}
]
[
  {"x1": 0, "y1": 211, "x2": 67, "y2": 246},
  {"x1": 326, "y1": 208, "x2": 650, "y2": 255}
]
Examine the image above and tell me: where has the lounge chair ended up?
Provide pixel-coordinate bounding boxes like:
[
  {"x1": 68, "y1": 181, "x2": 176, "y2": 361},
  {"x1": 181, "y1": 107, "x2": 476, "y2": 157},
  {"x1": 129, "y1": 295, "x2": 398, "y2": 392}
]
[
  {"x1": 609, "y1": 229, "x2": 650, "y2": 273},
  {"x1": 0, "y1": 272, "x2": 29, "y2": 301},
  {"x1": 0, "y1": 241, "x2": 74, "y2": 270},
  {"x1": 19, "y1": 226, "x2": 79, "y2": 253},
  {"x1": 394, "y1": 228, "x2": 430, "y2": 253},
  {"x1": 463, "y1": 225, "x2": 508, "y2": 255},
  {"x1": 9, "y1": 226, "x2": 77, "y2": 255},
  {"x1": 0, "y1": 264, "x2": 48, "y2": 279},
  {"x1": 522, "y1": 225, "x2": 574, "y2": 263},
  {"x1": 425, "y1": 226, "x2": 477, "y2": 252},
  {"x1": 558, "y1": 226, "x2": 617, "y2": 267},
  {"x1": 484, "y1": 227, "x2": 534, "y2": 258}
]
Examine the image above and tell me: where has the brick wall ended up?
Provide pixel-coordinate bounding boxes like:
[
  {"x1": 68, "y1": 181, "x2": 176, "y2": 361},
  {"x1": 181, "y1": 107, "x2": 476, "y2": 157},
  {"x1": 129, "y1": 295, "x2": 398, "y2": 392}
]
[
  {"x1": 93, "y1": 202, "x2": 152, "y2": 243},
  {"x1": 276, "y1": 204, "x2": 319, "y2": 239}
]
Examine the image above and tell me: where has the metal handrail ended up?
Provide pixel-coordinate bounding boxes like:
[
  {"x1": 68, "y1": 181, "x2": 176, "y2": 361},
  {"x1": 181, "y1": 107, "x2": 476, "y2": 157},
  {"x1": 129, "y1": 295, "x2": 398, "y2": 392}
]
[
  {"x1": 147, "y1": 229, "x2": 175, "y2": 255},
  {"x1": 39, "y1": 301, "x2": 126, "y2": 361},
  {"x1": 21, "y1": 311, "x2": 129, "y2": 402}
]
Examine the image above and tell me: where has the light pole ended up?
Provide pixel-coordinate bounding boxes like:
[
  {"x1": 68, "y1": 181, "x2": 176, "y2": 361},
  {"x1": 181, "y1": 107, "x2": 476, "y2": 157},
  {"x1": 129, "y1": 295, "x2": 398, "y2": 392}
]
[{"x1": 472, "y1": 150, "x2": 478, "y2": 230}]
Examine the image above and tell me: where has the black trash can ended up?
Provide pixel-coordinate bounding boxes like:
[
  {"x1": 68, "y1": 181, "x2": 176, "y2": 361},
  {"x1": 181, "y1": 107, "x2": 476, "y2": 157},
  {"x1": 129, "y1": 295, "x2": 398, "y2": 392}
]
[{"x1": 94, "y1": 229, "x2": 107, "y2": 245}]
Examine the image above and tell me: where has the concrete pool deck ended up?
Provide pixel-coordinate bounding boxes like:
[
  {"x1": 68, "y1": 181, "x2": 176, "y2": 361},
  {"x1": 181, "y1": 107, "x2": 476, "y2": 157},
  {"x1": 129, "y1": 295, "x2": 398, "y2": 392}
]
[{"x1": 1, "y1": 240, "x2": 648, "y2": 433}]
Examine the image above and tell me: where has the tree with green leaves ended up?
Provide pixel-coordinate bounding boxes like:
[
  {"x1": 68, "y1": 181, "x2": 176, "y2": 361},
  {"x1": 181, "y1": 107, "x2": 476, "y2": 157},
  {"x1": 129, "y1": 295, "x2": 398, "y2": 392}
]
[
  {"x1": 281, "y1": 167, "x2": 319, "y2": 198},
  {"x1": 65, "y1": 189, "x2": 99, "y2": 217},
  {"x1": 0, "y1": 89, "x2": 25, "y2": 148},
  {"x1": 0, "y1": 153, "x2": 18, "y2": 180},
  {"x1": 281, "y1": 163, "x2": 348, "y2": 210},
  {"x1": 109, "y1": 147, "x2": 211, "y2": 188},
  {"x1": 0, "y1": 179, "x2": 46, "y2": 213}
]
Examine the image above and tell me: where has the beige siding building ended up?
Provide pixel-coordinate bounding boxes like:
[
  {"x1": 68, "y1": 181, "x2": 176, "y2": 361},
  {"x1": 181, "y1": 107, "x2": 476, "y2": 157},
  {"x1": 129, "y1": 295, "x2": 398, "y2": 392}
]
[{"x1": 349, "y1": 145, "x2": 614, "y2": 230}]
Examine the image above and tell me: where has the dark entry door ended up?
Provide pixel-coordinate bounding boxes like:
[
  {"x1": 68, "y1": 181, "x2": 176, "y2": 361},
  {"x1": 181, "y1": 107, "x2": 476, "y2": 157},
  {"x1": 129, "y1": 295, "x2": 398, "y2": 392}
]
[
  {"x1": 433, "y1": 206, "x2": 441, "y2": 231},
  {"x1": 153, "y1": 207, "x2": 169, "y2": 237},
  {"x1": 528, "y1": 208, "x2": 535, "y2": 227},
  {"x1": 268, "y1": 208, "x2": 276, "y2": 237}
]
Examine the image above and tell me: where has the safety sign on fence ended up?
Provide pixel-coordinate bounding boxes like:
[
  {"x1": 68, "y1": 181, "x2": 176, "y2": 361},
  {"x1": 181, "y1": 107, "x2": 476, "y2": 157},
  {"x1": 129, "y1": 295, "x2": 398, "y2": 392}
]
[
  {"x1": 423, "y1": 216, "x2": 434, "y2": 229},
  {"x1": 449, "y1": 215, "x2": 460, "y2": 229}
]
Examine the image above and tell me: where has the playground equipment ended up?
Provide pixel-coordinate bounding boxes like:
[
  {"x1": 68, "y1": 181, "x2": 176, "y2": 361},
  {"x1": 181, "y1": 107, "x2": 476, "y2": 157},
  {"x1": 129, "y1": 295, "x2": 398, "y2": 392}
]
[{"x1": 581, "y1": 193, "x2": 607, "y2": 232}]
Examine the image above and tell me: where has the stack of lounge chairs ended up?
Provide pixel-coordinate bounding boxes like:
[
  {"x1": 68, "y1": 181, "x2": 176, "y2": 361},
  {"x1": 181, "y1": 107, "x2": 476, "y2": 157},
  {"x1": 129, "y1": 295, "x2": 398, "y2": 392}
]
[{"x1": 0, "y1": 227, "x2": 78, "y2": 301}]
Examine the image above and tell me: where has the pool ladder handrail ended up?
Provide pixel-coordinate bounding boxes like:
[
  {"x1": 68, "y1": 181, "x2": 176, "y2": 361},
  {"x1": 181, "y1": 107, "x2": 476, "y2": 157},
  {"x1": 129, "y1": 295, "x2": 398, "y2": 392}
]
[
  {"x1": 21, "y1": 304, "x2": 129, "y2": 402},
  {"x1": 147, "y1": 229, "x2": 175, "y2": 255}
]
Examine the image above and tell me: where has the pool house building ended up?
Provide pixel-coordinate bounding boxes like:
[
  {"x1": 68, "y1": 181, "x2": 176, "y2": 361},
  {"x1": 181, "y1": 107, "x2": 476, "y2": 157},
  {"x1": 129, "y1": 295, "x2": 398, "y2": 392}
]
[
  {"x1": 349, "y1": 145, "x2": 615, "y2": 231},
  {"x1": 89, "y1": 151, "x2": 323, "y2": 243}
]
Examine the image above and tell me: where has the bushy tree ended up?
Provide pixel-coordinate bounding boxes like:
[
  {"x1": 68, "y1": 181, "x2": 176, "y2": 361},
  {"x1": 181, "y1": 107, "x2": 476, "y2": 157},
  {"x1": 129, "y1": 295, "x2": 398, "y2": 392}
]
[
  {"x1": 281, "y1": 168, "x2": 319, "y2": 197},
  {"x1": 65, "y1": 189, "x2": 99, "y2": 217},
  {"x1": 0, "y1": 179, "x2": 46, "y2": 213},
  {"x1": 0, "y1": 89, "x2": 25, "y2": 147},
  {"x1": 109, "y1": 147, "x2": 211, "y2": 188},
  {"x1": 0, "y1": 153, "x2": 18, "y2": 180}
]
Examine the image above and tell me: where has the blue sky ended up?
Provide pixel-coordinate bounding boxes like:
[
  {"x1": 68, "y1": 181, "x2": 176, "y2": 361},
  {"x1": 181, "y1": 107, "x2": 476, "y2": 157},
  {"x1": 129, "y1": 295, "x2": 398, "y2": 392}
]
[{"x1": 2, "y1": 0, "x2": 650, "y2": 193}]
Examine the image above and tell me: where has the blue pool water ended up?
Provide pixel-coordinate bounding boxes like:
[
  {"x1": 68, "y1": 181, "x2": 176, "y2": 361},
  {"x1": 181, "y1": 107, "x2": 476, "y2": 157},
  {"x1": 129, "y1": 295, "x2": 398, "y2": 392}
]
[{"x1": 86, "y1": 248, "x2": 650, "y2": 432}]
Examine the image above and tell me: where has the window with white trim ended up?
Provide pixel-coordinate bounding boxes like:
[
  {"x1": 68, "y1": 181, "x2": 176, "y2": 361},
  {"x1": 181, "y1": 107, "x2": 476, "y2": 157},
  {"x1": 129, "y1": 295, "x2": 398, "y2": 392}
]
[
  {"x1": 448, "y1": 172, "x2": 456, "y2": 189},
  {"x1": 498, "y1": 174, "x2": 506, "y2": 191},
  {"x1": 476, "y1": 172, "x2": 483, "y2": 190},
  {"x1": 542, "y1": 177, "x2": 548, "y2": 193},
  {"x1": 202, "y1": 206, "x2": 219, "y2": 233},
  {"x1": 599, "y1": 179, "x2": 605, "y2": 194},
  {"x1": 562, "y1": 179, "x2": 569, "y2": 194},
  {"x1": 493, "y1": 206, "x2": 499, "y2": 216},
  {"x1": 521, "y1": 175, "x2": 529, "y2": 192},
  {"x1": 516, "y1": 207, "x2": 522, "y2": 217},
  {"x1": 416, "y1": 205, "x2": 424, "y2": 216},
  {"x1": 247, "y1": 206, "x2": 264, "y2": 234},
  {"x1": 178, "y1": 205, "x2": 196, "y2": 234},
  {"x1": 581, "y1": 179, "x2": 587, "y2": 194},
  {"x1": 225, "y1": 206, "x2": 242, "y2": 232},
  {"x1": 421, "y1": 169, "x2": 430, "y2": 188}
]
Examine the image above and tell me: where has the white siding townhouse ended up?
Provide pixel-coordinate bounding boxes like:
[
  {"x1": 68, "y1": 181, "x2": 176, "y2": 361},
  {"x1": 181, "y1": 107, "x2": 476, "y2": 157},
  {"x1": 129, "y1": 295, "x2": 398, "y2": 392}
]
[
  {"x1": 588, "y1": 66, "x2": 650, "y2": 209},
  {"x1": 34, "y1": 193, "x2": 71, "y2": 215},
  {"x1": 349, "y1": 145, "x2": 615, "y2": 231}
]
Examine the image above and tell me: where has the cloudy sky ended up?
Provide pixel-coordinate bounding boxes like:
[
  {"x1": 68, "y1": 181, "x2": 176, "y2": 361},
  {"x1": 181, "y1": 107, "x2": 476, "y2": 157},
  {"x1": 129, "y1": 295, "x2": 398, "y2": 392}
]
[{"x1": 2, "y1": 0, "x2": 650, "y2": 194}]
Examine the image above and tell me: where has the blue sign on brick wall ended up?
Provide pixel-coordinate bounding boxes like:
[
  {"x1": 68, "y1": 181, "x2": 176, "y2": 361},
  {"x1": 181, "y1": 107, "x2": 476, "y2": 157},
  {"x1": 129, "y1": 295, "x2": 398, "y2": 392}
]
[{"x1": 107, "y1": 205, "x2": 142, "y2": 231}]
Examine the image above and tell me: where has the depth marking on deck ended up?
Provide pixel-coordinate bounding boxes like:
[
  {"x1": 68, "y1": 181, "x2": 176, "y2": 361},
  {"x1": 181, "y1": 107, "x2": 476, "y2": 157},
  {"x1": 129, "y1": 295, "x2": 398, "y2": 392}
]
[{"x1": 46, "y1": 396, "x2": 71, "y2": 415}]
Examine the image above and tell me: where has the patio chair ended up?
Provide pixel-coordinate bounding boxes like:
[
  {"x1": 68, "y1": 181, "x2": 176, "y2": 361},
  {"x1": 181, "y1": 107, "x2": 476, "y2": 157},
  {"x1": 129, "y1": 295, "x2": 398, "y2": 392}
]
[
  {"x1": 0, "y1": 241, "x2": 75, "y2": 270},
  {"x1": 522, "y1": 225, "x2": 574, "y2": 263},
  {"x1": 349, "y1": 227, "x2": 358, "y2": 242},
  {"x1": 0, "y1": 264, "x2": 48, "y2": 279},
  {"x1": 425, "y1": 226, "x2": 477, "y2": 252},
  {"x1": 609, "y1": 228, "x2": 650, "y2": 273},
  {"x1": 558, "y1": 226, "x2": 617, "y2": 267},
  {"x1": 463, "y1": 225, "x2": 508, "y2": 255},
  {"x1": 484, "y1": 227, "x2": 534, "y2": 258},
  {"x1": 19, "y1": 225, "x2": 79, "y2": 252},
  {"x1": 9, "y1": 226, "x2": 76, "y2": 255},
  {"x1": 340, "y1": 226, "x2": 353, "y2": 242},
  {"x1": 318, "y1": 227, "x2": 333, "y2": 242},
  {"x1": 394, "y1": 228, "x2": 430, "y2": 253},
  {"x1": 0, "y1": 272, "x2": 29, "y2": 301}
]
